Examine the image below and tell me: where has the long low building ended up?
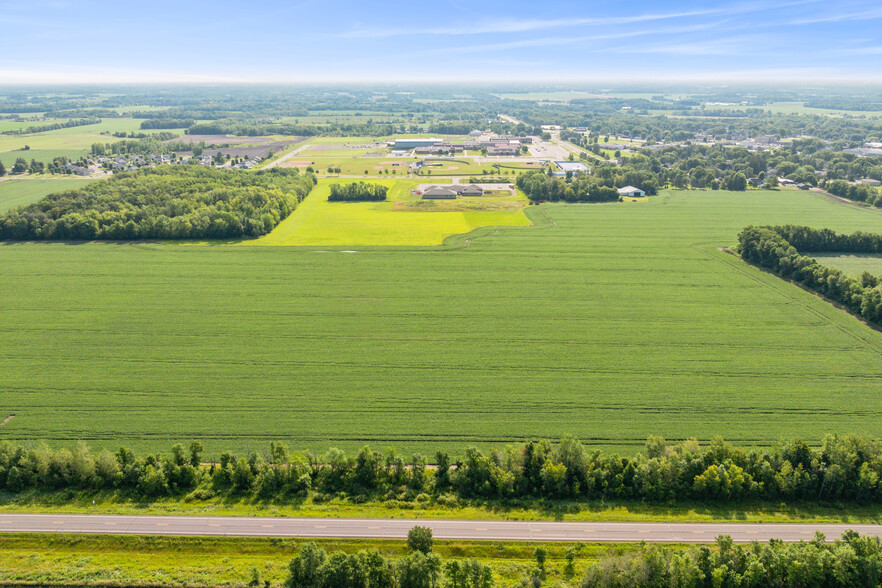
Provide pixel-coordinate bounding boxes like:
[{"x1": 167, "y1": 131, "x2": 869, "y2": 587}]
[
  {"x1": 416, "y1": 184, "x2": 484, "y2": 199},
  {"x1": 389, "y1": 138, "x2": 444, "y2": 150}
]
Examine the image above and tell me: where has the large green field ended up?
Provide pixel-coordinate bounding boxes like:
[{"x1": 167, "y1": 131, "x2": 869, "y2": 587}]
[
  {"x1": 1, "y1": 189, "x2": 881, "y2": 457},
  {"x1": 0, "y1": 178, "x2": 96, "y2": 212},
  {"x1": 251, "y1": 179, "x2": 530, "y2": 246},
  {"x1": 812, "y1": 252, "x2": 882, "y2": 277}
]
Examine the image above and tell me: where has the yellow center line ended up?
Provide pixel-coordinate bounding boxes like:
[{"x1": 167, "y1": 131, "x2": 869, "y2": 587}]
[
  {"x1": 262, "y1": 525, "x2": 274, "y2": 528},
  {"x1": 208, "y1": 524, "x2": 221, "y2": 527},
  {"x1": 156, "y1": 523, "x2": 168, "y2": 526},
  {"x1": 315, "y1": 525, "x2": 327, "y2": 529},
  {"x1": 104, "y1": 522, "x2": 116, "y2": 525},
  {"x1": 368, "y1": 526, "x2": 381, "y2": 530},
  {"x1": 693, "y1": 531, "x2": 705, "y2": 534}
]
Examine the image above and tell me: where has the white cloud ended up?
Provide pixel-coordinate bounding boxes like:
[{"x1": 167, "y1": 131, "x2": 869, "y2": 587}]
[
  {"x1": 789, "y1": 7, "x2": 882, "y2": 24},
  {"x1": 339, "y1": 0, "x2": 819, "y2": 38}
]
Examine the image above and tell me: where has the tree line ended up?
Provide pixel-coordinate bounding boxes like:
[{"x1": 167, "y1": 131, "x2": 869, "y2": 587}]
[
  {"x1": 285, "y1": 527, "x2": 496, "y2": 588},
  {"x1": 516, "y1": 171, "x2": 621, "y2": 203},
  {"x1": 738, "y1": 225, "x2": 882, "y2": 325},
  {"x1": 582, "y1": 531, "x2": 882, "y2": 588},
  {"x1": 0, "y1": 117, "x2": 100, "y2": 135},
  {"x1": 139, "y1": 118, "x2": 196, "y2": 130},
  {"x1": 328, "y1": 182, "x2": 388, "y2": 202},
  {"x1": 0, "y1": 167, "x2": 315, "y2": 241},
  {"x1": 3, "y1": 435, "x2": 882, "y2": 505},
  {"x1": 825, "y1": 180, "x2": 882, "y2": 207}
]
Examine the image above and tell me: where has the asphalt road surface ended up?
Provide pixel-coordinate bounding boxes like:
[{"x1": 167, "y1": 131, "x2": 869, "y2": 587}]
[{"x1": 0, "y1": 514, "x2": 880, "y2": 543}]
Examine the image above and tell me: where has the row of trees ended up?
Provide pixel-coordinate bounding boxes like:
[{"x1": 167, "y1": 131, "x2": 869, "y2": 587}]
[
  {"x1": 582, "y1": 532, "x2": 882, "y2": 588},
  {"x1": 516, "y1": 171, "x2": 620, "y2": 203},
  {"x1": 738, "y1": 226, "x2": 882, "y2": 325},
  {"x1": 4, "y1": 435, "x2": 882, "y2": 504},
  {"x1": 328, "y1": 182, "x2": 388, "y2": 202},
  {"x1": 1, "y1": 117, "x2": 100, "y2": 136},
  {"x1": 825, "y1": 179, "x2": 882, "y2": 207},
  {"x1": 0, "y1": 167, "x2": 315, "y2": 241},
  {"x1": 286, "y1": 528, "x2": 495, "y2": 588}
]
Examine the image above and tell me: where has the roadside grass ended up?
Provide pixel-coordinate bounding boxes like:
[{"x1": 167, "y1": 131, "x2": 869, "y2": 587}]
[
  {"x1": 250, "y1": 178, "x2": 530, "y2": 246},
  {"x1": 3, "y1": 489, "x2": 882, "y2": 525},
  {"x1": 810, "y1": 252, "x2": 882, "y2": 277},
  {"x1": 0, "y1": 177, "x2": 97, "y2": 212},
  {"x1": 0, "y1": 533, "x2": 621, "y2": 587}
]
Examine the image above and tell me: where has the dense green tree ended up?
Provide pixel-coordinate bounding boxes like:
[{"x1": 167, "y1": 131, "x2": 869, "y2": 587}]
[{"x1": 407, "y1": 526, "x2": 434, "y2": 555}]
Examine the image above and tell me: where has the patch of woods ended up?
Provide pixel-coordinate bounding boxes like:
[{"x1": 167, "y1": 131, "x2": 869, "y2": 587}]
[
  {"x1": 825, "y1": 179, "x2": 882, "y2": 207},
  {"x1": 328, "y1": 182, "x2": 388, "y2": 202},
  {"x1": 516, "y1": 171, "x2": 625, "y2": 203},
  {"x1": 738, "y1": 225, "x2": 882, "y2": 326},
  {"x1": 0, "y1": 167, "x2": 315, "y2": 240},
  {"x1": 286, "y1": 527, "x2": 496, "y2": 588},
  {"x1": 2, "y1": 435, "x2": 882, "y2": 505},
  {"x1": 583, "y1": 532, "x2": 882, "y2": 588}
]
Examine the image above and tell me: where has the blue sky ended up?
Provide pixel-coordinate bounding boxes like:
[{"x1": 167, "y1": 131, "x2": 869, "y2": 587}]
[{"x1": 2, "y1": 0, "x2": 882, "y2": 83}]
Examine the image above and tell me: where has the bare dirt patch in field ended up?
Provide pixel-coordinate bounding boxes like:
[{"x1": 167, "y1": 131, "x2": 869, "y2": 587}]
[
  {"x1": 165, "y1": 135, "x2": 275, "y2": 145},
  {"x1": 1, "y1": 415, "x2": 14, "y2": 426},
  {"x1": 177, "y1": 139, "x2": 306, "y2": 159},
  {"x1": 394, "y1": 199, "x2": 523, "y2": 212}
]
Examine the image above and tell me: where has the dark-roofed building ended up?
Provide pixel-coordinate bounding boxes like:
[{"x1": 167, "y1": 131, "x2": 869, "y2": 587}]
[{"x1": 422, "y1": 186, "x2": 457, "y2": 199}]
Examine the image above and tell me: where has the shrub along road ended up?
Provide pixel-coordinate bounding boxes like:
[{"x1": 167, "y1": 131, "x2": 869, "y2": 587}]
[{"x1": 1, "y1": 514, "x2": 881, "y2": 543}]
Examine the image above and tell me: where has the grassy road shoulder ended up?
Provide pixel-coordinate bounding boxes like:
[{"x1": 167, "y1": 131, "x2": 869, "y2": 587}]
[{"x1": 2, "y1": 491, "x2": 881, "y2": 525}]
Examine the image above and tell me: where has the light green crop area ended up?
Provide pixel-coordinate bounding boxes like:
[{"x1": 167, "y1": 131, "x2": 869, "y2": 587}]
[
  {"x1": 252, "y1": 179, "x2": 530, "y2": 246},
  {"x1": 1, "y1": 190, "x2": 881, "y2": 457},
  {"x1": 0, "y1": 178, "x2": 96, "y2": 212},
  {"x1": 812, "y1": 252, "x2": 882, "y2": 276}
]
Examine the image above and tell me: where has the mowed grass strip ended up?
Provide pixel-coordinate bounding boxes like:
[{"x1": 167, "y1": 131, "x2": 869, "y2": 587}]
[{"x1": 1, "y1": 190, "x2": 881, "y2": 456}]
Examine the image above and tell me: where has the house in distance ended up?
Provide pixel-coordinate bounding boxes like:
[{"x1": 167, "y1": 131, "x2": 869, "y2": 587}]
[{"x1": 618, "y1": 185, "x2": 646, "y2": 197}]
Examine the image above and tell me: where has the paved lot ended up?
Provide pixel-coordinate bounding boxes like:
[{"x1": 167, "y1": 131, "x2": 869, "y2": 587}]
[{"x1": 0, "y1": 514, "x2": 879, "y2": 543}]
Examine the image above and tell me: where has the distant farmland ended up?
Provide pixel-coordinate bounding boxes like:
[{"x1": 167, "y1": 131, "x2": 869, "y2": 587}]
[{"x1": 1, "y1": 189, "x2": 881, "y2": 457}]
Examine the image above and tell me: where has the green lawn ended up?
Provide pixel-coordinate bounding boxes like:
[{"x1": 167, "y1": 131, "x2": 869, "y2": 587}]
[
  {"x1": 0, "y1": 178, "x2": 97, "y2": 212},
  {"x1": 811, "y1": 252, "x2": 882, "y2": 277},
  {"x1": 1, "y1": 190, "x2": 881, "y2": 457}
]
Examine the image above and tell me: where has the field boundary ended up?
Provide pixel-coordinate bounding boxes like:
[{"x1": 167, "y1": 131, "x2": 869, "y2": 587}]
[{"x1": 694, "y1": 244, "x2": 882, "y2": 355}]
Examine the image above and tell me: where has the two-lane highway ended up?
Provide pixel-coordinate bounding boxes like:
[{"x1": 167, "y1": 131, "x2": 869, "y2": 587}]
[{"x1": 0, "y1": 514, "x2": 880, "y2": 543}]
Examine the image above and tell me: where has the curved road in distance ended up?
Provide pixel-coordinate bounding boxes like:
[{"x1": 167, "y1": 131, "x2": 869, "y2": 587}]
[{"x1": 0, "y1": 514, "x2": 880, "y2": 543}]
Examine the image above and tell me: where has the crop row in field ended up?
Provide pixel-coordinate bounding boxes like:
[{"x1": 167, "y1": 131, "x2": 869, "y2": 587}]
[{"x1": 1, "y1": 189, "x2": 881, "y2": 456}]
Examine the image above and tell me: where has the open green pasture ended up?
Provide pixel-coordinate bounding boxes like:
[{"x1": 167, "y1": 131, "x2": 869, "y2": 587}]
[
  {"x1": 0, "y1": 148, "x2": 90, "y2": 168},
  {"x1": 0, "y1": 118, "x2": 144, "y2": 150},
  {"x1": 0, "y1": 178, "x2": 96, "y2": 212},
  {"x1": 812, "y1": 252, "x2": 882, "y2": 276},
  {"x1": 709, "y1": 101, "x2": 882, "y2": 118},
  {"x1": 1, "y1": 190, "x2": 882, "y2": 457}
]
